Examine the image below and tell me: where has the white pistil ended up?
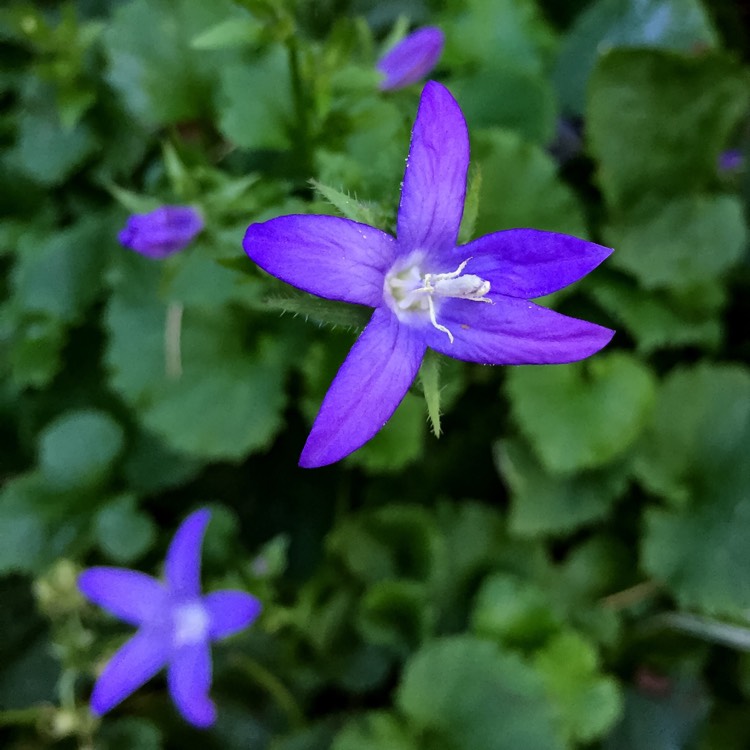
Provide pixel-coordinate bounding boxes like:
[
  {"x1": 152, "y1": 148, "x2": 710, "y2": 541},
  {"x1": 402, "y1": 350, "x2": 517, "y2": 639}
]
[
  {"x1": 173, "y1": 601, "x2": 210, "y2": 647},
  {"x1": 385, "y1": 257, "x2": 492, "y2": 343}
]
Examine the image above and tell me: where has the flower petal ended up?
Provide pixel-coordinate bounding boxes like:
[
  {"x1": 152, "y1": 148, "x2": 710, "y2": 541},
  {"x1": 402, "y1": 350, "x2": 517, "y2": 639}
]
[
  {"x1": 300, "y1": 307, "x2": 427, "y2": 468},
  {"x1": 168, "y1": 642, "x2": 216, "y2": 728},
  {"x1": 377, "y1": 27, "x2": 445, "y2": 91},
  {"x1": 204, "y1": 591, "x2": 262, "y2": 639},
  {"x1": 460, "y1": 229, "x2": 613, "y2": 299},
  {"x1": 90, "y1": 630, "x2": 168, "y2": 715},
  {"x1": 396, "y1": 81, "x2": 469, "y2": 256},
  {"x1": 166, "y1": 509, "x2": 211, "y2": 597},
  {"x1": 422, "y1": 294, "x2": 615, "y2": 365},
  {"x1": 243, "y1": 215, "x2": 396, "y2": 306},
  {"x1": 79, "y1": 568, "x2": 167, "y2": 626}
]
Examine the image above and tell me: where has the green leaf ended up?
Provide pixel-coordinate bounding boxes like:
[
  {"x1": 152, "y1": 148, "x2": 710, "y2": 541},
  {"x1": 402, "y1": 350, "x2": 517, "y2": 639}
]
[
  {"x1": 590, "y1": 276, "x2": 723, "y2": 354},
  {"x1": 419, "y1": 351, "x2": 442, "y2": 438},
  {"x1": 506, "y1": 352, "x2": 656, "y2": 474},
  {"x1": 218, "y1": 46, "x2": 292, "y2": 150},
  {"x1": 11, "y1": 216, "x2": 112, "y2": 322},
  {"x1": 98, "y1": 717, "x2": 162, "y2": 750},
  {"x1": 39, "y1": 409, "x2": 124, "y2": 492},
  {"x1": 104, "y1": 0, "x2": 242, "y2": 125},
  {"x1": 471, "y1": 573, "x2": 563, "y2": 648},
  {"x1": 346, "y1": 393, "x2": 426, "y2": 474},
  {"x1": 105, "y1": 254, "x2": 290, "y2": 460},
  {"x1": 555, "y1": 0, "x2": 718, "y2": 114},
  {"x1": 452, "y1": 68, "x2": 556, "y2": 145},
  {"x1": 310, "y1": 179, "x2": 381, "y2": 226},
  {"x1": 640, "y1": 366, "x2": 750, "y2": 614},
  {"x1": 397, "y1": 636, "x2": 564, "y2": 750},
  {"x1": 191, "y1": 15, "x2": 261, "y2": 50},
  {"x1": 333, "y1": 712, "x2": 415, "y2": 750},
  {"x1": 633, "y1": 364, "x2": 750, "y2": 504},
  {"x1": 262, "y1": 292, "x2": 372, "y2": 330},
  {"x1": 606, "y1": 194, "x2": 747, "y2": 289},
  {"x1": 495, "y1": 439, "x2": 628, "y2": 536},
  {"x1": 534, "y1": 631, "x2": 623, "y2": 742},
  {"x1": 472, "y1": 129, "x2": 587, "y2": 238},
  {"x1": 588, "y1": 49, "x2": 750, "y2": 211},
  {"x1": 94, "y1": 495, "x2": 157, "y2": 563}
]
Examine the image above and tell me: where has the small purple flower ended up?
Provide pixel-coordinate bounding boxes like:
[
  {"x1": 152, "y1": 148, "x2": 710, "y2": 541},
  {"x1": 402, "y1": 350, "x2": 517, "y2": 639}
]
[
  {"x1": 718, "y1": 149, "x2": 744, "y2": 173},
  {"x1": 243, "y1": 81, "x2": 614, "y2": 468},
  {"x1": 377, "y1": 27, "x2": 445, "y2": 91},
  {"x1": 118, "y1": 206, "x2": 204, "y2": 259},
  {"x1": 78, "y1": 509, "x2": 261, "y2": 727}
]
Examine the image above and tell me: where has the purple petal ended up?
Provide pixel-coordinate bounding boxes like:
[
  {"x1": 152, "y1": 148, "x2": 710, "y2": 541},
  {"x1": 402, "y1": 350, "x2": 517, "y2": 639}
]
[
  {"x1": 118, "y1": 206, "x2": 203, "y2": 259},
  {"x1": 397, "y1": 81, "x2": 469, "y2": 256},
  {"x1": 90, "y1": 630, "x2": 169, "y2": 715},
  {"x1": 243, "y1": 215, "x2": 396, "y2": 306},
  {"x1": 79, "y1": 568, "x2": 167, "y2": 626},
  {"x1": 168, "y1": 642, "x2": 216, "y2": 728},
  {"x1": 166, "y1": 509, "x2": 211, "y2": 597},
  {"x1": 204, "y1": 591, "x2": 262, "y2": 639},
  {"x1": 460, "y1": 229, "x2": 613, "y2": 299},
  {"x1": 300, "y1": 307, "x2": 427, "y2": 468},
  {"x1": 377, "y1": 27, "x2": 445, "y2": 91},
  {"x1": 421, "y1": 295, "x2": 615, "y2": 365}
]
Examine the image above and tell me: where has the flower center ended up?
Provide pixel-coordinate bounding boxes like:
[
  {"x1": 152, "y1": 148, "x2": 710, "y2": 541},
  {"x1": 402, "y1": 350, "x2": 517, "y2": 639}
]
[
  {"x1": 172, "y1": 600, "x2": 210, "y2": 647},
  {"x1": 384, "y1": 256, "x2": 492, "y2": 343}
]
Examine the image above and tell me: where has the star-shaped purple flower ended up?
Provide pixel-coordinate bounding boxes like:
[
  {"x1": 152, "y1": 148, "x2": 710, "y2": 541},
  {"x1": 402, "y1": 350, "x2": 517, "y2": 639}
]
[
  {"x1": 243, "y1": 81, "x2": 614, "y2": 469},
  {"x1": 377, "y1": 27, "x2": 445, "y2": 91},
  {"x1": 78, "y1": 509, "x2": 261, "y2": 728},
  {"x1": 118, "y1": 205, "x2": 204, "y2": 259}
]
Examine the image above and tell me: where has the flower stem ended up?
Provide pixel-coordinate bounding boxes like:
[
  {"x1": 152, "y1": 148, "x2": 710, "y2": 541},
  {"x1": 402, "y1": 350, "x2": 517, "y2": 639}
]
[
  {"x1": 287, "y1": 36, "x2": 313, "y2": 178},
  {"x1": 234, "y1": 654, "x2": 305, "y2": 728}
]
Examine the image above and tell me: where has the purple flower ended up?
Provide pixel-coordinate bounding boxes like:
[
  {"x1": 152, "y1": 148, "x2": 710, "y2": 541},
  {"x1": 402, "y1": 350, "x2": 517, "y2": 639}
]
[
  {"x1": 377, "y1": 27, "x2": 445, "y2": 91},
  {"x1": 243, "y1": 81, "x2": 614, "y2": 468},
  {"x1": 118, "y1": 206, "x2": 204, "y2": 259},
  {"x1": 718, "y1": 149, "x2": 744, "y2": 173},
  {"x1": 78, "y1": 509, "x2": 261, "y2": 727}
]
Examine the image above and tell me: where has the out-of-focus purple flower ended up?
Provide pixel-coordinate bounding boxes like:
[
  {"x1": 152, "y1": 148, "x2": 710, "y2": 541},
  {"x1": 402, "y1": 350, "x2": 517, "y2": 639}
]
[
  {"x1": 548, "y1": 118, "x2": 584, "y2": 165},
  {"x1": 718, "y1": 149, "x2": 744, "y2": 173},
  {"x1": 243, "y1": 82, "x2": 614, "y2": 468},
  {"x1": 376, "y1": 27, "x2": 445, "y2": 91},
  {"x1": 118, "y1": 206, "x2": 203, "y2": 259},
  {"x1": 78, "y1": 509, "x2": 261, "y2": 727}
]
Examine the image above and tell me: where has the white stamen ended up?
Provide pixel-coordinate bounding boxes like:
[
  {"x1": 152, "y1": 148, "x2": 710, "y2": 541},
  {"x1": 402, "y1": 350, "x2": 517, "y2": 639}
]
[
  {"x1": 384, "y1": 257, "x2": 492, "y2": 342},
  {"x1": 173, "y1": 601, "x2": 210, "y2": 646}
]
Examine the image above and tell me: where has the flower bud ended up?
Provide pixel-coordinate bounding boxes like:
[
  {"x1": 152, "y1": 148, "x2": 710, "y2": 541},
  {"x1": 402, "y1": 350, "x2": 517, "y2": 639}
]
[
  {"x1": 118, "y1": 205, "x2": 203, "y2": 259},
  {"x1": 377, "y1": 27, "x2": 445, "y2": 91}
]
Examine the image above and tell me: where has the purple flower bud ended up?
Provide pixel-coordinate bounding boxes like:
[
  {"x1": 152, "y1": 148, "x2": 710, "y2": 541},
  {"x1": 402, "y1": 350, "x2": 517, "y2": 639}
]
[
  {"x1": 377, "y1": 27, "x2": 445, "y2": 91},
  {"x1": 718, "y1": 149, "x2": 744, "y2": 173},
  {"x1": 118, "y1": 206, "x2": 204, "y2": 259}
]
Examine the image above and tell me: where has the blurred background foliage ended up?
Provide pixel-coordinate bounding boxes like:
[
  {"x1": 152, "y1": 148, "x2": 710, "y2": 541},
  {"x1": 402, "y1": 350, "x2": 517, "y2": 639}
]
[{"x1": 1, "y1": 0, "x2": 749, "y2": 747}]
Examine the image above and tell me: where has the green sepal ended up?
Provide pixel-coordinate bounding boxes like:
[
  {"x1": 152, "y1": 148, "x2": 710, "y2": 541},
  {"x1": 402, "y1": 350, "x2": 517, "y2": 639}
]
[
  {"x1": 310, "y1": 179, "x2": 386, "y2": 228},
  {"x1": 418, "y1": 350, "x2": 442, "y2": 438},
  {"x1": 262, "y1": 292, "x2": 372, "y2": 330}
]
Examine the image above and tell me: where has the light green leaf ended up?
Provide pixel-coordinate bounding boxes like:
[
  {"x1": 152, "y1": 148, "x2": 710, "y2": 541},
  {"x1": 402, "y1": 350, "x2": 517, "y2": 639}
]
[
  {"x1": 495, "y1": 439, "x2": 628, "y2": 536},
  {"x1": 218, "y1": 46, "x2": 292, "y2": 150},
  {"x1": 506, "y1": 352, "x2": 656, "y2": 474},
  {"x1": 590, "y1": 276, "x2": 723, "y2": 355},
  {"x1": 39, "y1": 409, "x2": 124, "y2": 492},
  {"x1": 105, "y1": 254, "x2": 290, "y2": 460},
  {"x1": 535, "y1": 631, "x2": 623, "y2": 742},
  {"x1": 104, "y1": 0, "x2": 242, "y2": 125},
  {"x1": 472, "y1": 129, "x2": 587, "y2": 238},
  {"x1": 191, "y1": 15, "x2": 261, "y2": 50},
  {"x1": 94, "y1": 495, "x2": 157, "y2": 564},
  {"x1": 588, "y1": 49, "x2": 750, "y2": 210},
  {"x1": 555, "y1": 0, "x2": 718, "y2": 114},
  {"x1": 333, "y1": 712, "x2": 415, "y2": 750},
  {"x1": 397, "y1": 636, "x2": 564, "y2": 750},
  {"x1": 606, "y1": 194, "x2": 747, "y2": 289},
  {"x1": 471, "y1": 573, "x2": 562, "y2": 647}
]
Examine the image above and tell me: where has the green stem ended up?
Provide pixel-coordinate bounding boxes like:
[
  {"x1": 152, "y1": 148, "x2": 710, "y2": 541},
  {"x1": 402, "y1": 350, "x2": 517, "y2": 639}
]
[
  {"x1": 0, "y1": 706, "x2": 48, "y2": 727},
  {"x1": 286, "y1": 36, "x2": 313, "y2": 177},
  {"x1": 234, "y1": 655, "x2": 305, "y2": 728}
]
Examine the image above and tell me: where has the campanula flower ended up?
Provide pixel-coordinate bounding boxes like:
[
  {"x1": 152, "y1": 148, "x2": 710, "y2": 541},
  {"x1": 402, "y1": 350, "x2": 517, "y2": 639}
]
[
  {"x1": 718, "y1": 149, "x2": 744, "y2": 173},
  {"x1": 243, "y1": 81, "x2": 614, "y2": 468},
  {"x1": 118, "y1": 205, "x2": 203, "y2": 259},
  {"x1": 377, "y1": 27, "x2": 444, "y2": 91},
  {"x1": 78, "y1": 509, "x2": 261, "y2": 727}
]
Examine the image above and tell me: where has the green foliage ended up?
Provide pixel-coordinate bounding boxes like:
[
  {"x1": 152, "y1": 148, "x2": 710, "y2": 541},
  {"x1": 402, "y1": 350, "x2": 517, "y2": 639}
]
[{"x1": 2, "y1": 0, "x2": 750, "y2": 747}]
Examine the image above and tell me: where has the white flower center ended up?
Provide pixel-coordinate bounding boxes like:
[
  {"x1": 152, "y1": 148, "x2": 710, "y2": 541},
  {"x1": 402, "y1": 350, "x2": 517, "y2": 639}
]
[
  {"x1": 173, "y1": 601, "x2": 210, "y2": 646},
  {"x1": 384, "y1": 256, "x2": 492, "y2": 343}
]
